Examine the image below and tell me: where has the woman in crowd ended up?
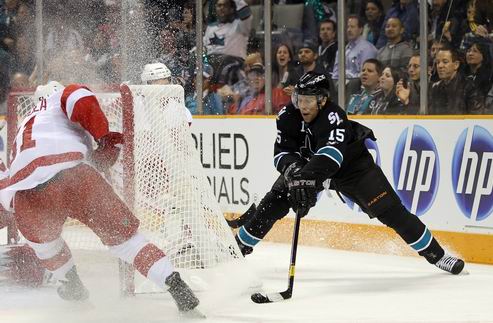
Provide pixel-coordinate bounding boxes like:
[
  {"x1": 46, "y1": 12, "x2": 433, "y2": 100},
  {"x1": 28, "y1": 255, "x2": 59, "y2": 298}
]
[
  {"x1": 272, "y1": 43, "x2": 296, "y2": 89},
  {"x1": 369, "y1": 66, "x2": 406, "y2": 115},
  {"x1": 396, "y1": 54, "x2": 421, "y2": 114},
  {"x1": 361, "y1": 0, "x2": 385, "y2": 46},
  {"x1": 464, "y1": 40, "x2": 493, "y2": 96}
]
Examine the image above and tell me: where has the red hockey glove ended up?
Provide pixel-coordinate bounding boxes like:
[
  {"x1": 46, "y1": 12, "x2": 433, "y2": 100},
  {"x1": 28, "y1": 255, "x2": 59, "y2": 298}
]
[
  {"x1": 91, "y1": 132, "x2": 123, "y2": 172},
  {"x1": 0, "y1": 244, "x2": 45, "y2": 287}
]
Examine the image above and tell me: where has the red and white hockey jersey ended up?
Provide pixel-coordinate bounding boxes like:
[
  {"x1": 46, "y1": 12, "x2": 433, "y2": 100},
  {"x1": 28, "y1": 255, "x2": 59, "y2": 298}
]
[
  {"x1": 0, "y1": 159, "x2": 11, "y2": 222},
  {"x1": 0, "y1": 84, "x2": 110, "y2": 211}
]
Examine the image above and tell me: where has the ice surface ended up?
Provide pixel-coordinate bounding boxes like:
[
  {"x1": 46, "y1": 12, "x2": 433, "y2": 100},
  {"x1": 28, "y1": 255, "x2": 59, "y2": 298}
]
[{"x1": 1, "y1": 240, "x2": 492, "y2": 323}]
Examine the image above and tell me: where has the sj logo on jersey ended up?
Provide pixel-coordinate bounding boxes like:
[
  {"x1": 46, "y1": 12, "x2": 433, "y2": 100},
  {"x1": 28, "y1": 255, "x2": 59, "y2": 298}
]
[
  {"x1": 452, "y1": 125, "x2": 493, "y2": 221},
  {"x1": 392, "y1": 125, "x2": 439, "y2": 216}
]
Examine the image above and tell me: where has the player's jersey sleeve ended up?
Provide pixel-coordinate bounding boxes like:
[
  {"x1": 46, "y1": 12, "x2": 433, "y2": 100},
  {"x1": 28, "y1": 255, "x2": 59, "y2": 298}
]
[
  {"x1": 60, "y1": 84, "x2": 109, "y2": 140},
  {"x1": 273, "y1": 105, "x2": 305, "y2": 174},
  {"x1": 301, "y1": 108, "x2": 351, "y2": 182}
]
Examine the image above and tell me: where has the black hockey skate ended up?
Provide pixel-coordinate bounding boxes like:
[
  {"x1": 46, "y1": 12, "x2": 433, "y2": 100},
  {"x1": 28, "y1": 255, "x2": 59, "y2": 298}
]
[
  {"x1": 57, "y1": 266, "x2": 89, "y2": 301},
  {"x1": 165, "y1": 271, "x2": 200, "y2": 312},
  {"x1": 434, "y1": 254, "x2": 465, "y2": 275},
  {"x1": 235, "y1": 235, "x2": 253, "y2": 256}
]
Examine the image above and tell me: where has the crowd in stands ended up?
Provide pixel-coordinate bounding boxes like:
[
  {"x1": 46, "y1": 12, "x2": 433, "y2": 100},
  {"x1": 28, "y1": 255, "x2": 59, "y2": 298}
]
[{"x1": 1, "y1": 0, "x2": 492, "y2": 115}]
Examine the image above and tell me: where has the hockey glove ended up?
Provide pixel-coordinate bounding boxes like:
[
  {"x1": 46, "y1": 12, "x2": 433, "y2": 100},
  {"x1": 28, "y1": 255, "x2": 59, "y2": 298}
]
[
  {"x1": 287, "y1": 173, "x2": 318, "y2": 217},
  {"x1": 283, "y1": 162, "x2": 304, "y2": 182},
  {"x1": 0, "y1": 244, "x2": 46, "y2": 287},
  {"x1": 91, "y1": 132, "x2": 123, "y2": 172}
]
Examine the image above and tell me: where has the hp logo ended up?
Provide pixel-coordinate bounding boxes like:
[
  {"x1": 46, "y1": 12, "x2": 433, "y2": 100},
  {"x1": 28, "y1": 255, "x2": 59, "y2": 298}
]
[
  {"x1": 393, "y1": 125, "x2": 439, "y2": 216},
  {"x1": 452, "y1": 126, "x2": 493, "y2": 221},
  {"x1": 343, "y1": 139, "x2": 381, "y2": 211}
]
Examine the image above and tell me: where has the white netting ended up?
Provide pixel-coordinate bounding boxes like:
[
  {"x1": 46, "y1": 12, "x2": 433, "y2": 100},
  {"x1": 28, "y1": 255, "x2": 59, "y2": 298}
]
[{"x1": 8, "y1": 85, "x2": 242, "y2": 272}]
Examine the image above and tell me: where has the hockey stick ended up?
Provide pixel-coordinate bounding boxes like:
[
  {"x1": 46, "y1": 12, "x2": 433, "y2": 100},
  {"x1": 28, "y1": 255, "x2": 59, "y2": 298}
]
[
  {"x1": 226, "y1": 203, "x2": 256, "y2": 229},
  {"x1": 251, "y1": 208, "x2": 305, "y2": 304}
]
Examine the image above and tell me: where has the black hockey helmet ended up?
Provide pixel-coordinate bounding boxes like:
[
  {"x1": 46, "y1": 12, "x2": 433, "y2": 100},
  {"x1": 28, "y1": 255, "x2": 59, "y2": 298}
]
[{"x1": 292, "y1": 71, "x2": 331, "y2": 109}]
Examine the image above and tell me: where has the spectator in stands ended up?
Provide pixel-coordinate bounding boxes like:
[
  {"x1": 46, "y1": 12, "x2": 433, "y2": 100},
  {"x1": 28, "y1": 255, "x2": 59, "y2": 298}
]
[
  {"x1": 204, "y1": 0, "x2": 252, "y2": 83},
  {"x1": 0, "y1": 50, "x2": 9, "y2": 114},
  {"x1": 300, "y1": 0, "x2": 336, "y2": 42},
  {"x1": 244, "y1": 51, "x2": 263, "y2": 73},
  {"x1": 376, "y1": 17, "x2": 413, "y2": 72},
  {"x1": 317, "y1": 19, "x2": 337, "y2": 77},
  {"x1": 10, "y1": 1, "x2": 33, "y2": 39},
  {"x1": 186, "y1": 64, "x2": 224, "y2": 115},
  {"x1": 429, "y1": 0, "x2": 463, "y2": 48},
  {"x1": 0, "y1": 0, "x2": 18, "y2": 52},
  {"x1": 272, "y1": 43, "x2": 296, "y2": 89},
  {"x1": 362, "y1": 0, "x2": 385, "y2": 46},
  {"x1": 347, "y1": 58, "x2": 383, "y2": 115},
  {"x1": 10, "y1": 34, "x2": 34, "y2": 76},
  {"x1": 332, "y1": 15, "x2": 377, "y2": 80},
  {"x1": 429, "y1": 48, "x2": 485, "y2": 114},
  {"x1": 174, "y1": 3, "x2": 196, "y2": 55},
  {"x1": 368, "y1": 66, "x2": 406, "y2": 114},
  {"x1": 156, "y1": 28, "x2": 191, "y2": 88},
  {"x1": 44, "y1": 17, "x2": 84, "y2": 59},
  {"x1": 376, "y1": 0, "x2": 419, "y2": 49},
  {"x1": 396, "y1": 53, "x2": 421, "y2": 114},
  {"x1": 464, "y1": 40, "x2": 493, "y2": 96},
  {"x1": 10, "y1": 71, "x2": 29, "y2": 89},
  {"x1": 86, "y1": 26, "x2": 113, "y2": 84},
  {"x1": 462, "y1": 0, "x2": 493, "y2": 40},
  {"x1": 429, "y1": 38, "x2": 451, "y2": 82},
  {"x1": 230, "y1": 63, "x2": 290, "y2": 115},
  {"x1": 283, "y1": 40, "x2": 324, "y2": 96}
]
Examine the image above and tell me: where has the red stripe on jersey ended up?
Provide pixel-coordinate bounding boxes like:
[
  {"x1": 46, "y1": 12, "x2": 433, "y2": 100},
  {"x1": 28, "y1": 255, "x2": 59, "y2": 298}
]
[
  {"x1": 39, "y1": 242, "x2": 73, "y2": 271},
  {"x1": 133, "y1": 244, "x2": 166, "y2": 278},
  {"x1": 60, "y1": 84, "x2": 109, "y2": 140},
  {"x1": 0, "y1": 177, "x2": 9, "y2": 190},
  {"x1": 9, "y1": 152, "x2": 84, "y2": 187}
]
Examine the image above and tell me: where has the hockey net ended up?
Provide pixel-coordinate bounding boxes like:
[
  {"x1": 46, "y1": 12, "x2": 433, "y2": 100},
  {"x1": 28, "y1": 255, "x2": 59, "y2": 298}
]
[{"x1": 7, "y1": 84, "x2": 243, "y2": 292}]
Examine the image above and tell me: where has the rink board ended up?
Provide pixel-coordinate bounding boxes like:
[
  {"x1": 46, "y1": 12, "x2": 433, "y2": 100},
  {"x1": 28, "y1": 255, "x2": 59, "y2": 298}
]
[{"x1": 1, "y1": 115, "x2": 492, "y2": 264}]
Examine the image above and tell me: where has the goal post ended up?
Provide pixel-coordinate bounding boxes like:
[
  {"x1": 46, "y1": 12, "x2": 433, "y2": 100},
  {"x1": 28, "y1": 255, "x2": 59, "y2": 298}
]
[{"x1": 6, "y1": 84, "x2": 244, "y2": 294}]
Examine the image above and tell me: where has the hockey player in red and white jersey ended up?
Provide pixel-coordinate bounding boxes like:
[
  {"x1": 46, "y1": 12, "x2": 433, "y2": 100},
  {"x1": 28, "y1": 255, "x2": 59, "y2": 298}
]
[{"x1": 0, "y1": 81, "x2": 200, "y2": 313}]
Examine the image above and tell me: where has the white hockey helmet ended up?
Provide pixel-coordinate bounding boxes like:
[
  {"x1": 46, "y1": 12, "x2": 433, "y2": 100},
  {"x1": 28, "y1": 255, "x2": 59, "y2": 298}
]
[
  {"x1": 141, "y1": 63, "x2": 172, "y2": 83},
  {"x1": 34, "y1": 81, "x2": 65, "y2": 102}
]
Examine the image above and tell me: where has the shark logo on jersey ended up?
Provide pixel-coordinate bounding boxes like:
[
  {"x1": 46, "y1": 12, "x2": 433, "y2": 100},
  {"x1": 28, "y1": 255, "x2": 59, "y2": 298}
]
[
  {"x1": 452, "y1": 125, "x2": 493, "y2": 221},
  {"x1": 343, "y1": 138, "x2": 381, "y2": 212},
  {"x1": 209, "y1": 32, "x2": 225, "y2": 46},
  {"x1": 393, "y1": 125, "x2": 439, "y2": 216}
]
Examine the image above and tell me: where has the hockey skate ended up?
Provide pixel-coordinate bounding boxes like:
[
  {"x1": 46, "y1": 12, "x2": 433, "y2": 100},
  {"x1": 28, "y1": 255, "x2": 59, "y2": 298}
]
[
  {"x1": 165, "y1": 271, "x2": 202, "y2": 316},
  {"x1": 57, "y1": 266, "x2": 89, "y2": 301},
  {"x1": 434, "y1": 254, "x2": 465, "y2": 275}
]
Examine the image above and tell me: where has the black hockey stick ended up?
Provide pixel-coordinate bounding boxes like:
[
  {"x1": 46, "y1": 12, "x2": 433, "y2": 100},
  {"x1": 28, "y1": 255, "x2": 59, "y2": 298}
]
[
  {"x1": 226, "y1": 203, "x2": 257, "y2": 229},
  {"x1": 251, "y1": 208, "x2": 305, "y2": 304}
]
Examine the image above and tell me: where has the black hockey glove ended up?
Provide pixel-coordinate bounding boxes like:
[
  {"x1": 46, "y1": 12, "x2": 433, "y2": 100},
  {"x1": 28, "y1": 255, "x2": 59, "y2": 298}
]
[
  {"x1": 286, "y1": 173, "x2": 318, "y2": 217},
  {"x1": 283, "y1": 162, "x2": 304, "y2": 182}
]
